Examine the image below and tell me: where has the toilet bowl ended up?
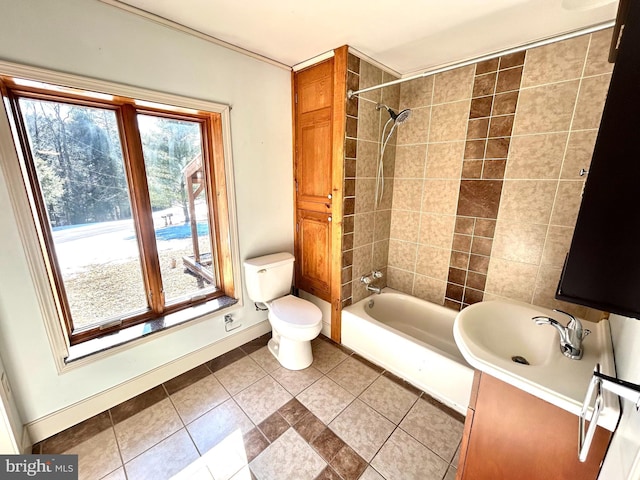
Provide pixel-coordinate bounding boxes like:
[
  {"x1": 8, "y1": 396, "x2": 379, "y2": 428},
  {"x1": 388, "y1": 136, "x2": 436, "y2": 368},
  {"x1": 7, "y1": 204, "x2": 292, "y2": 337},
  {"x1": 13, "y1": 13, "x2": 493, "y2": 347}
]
[
  {"x1": 267, "y1": 294, "x2": 322, "y2": 370},
  {"x1": 244, "y1": 252, "x2": 323, "y2": 370}
]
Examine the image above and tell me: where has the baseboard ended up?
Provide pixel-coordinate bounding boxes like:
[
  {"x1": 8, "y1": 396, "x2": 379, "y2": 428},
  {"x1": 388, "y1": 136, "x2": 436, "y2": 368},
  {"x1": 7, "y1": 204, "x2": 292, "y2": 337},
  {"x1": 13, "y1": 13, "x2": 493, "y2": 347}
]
[{"x1": 26, "y1": 320, "x2": 271, "y2": 444}]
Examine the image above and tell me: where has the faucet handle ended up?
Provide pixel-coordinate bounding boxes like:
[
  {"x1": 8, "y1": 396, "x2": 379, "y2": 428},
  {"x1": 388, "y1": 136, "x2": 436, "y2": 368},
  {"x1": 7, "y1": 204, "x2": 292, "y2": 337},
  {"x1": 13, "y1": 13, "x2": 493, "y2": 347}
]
[
  {"x1": 553, "y1": 309, "x2": 576, "y2": 324},
  {"x1": 372, "y1": 270, "x2": 383, "y2": 279}
]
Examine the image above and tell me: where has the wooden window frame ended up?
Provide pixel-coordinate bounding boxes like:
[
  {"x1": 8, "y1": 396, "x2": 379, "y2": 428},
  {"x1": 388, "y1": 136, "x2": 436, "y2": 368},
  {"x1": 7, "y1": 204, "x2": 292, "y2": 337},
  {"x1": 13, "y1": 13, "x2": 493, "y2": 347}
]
[{"x1": 0, "y1": 75, "x2": 237, "y2": 347}]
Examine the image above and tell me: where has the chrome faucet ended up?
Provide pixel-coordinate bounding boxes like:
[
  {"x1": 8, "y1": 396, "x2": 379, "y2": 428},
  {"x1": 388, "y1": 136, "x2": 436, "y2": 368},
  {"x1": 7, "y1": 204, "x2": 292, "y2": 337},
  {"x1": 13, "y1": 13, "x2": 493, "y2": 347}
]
[
  {"x1": 360, "y1": 270, "x2": 383, "y2": 294},
  {"x1": 532, "y1": 309, "x2": 590, "y2": 360}
]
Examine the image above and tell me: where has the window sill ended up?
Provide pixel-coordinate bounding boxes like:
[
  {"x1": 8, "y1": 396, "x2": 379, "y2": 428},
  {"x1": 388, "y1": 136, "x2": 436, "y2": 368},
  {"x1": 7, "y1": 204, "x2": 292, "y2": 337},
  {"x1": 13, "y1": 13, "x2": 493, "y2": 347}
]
[{"x1": 65, "y1": 295, "x2": 238, "y2": 364}]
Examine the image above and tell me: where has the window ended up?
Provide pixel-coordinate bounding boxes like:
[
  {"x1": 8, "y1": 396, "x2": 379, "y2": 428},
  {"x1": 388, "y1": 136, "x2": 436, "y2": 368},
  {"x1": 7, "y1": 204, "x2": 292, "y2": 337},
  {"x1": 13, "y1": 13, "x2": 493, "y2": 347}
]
[{"x1": 1, "y1": 76, "x2": 236, "y2": 346}]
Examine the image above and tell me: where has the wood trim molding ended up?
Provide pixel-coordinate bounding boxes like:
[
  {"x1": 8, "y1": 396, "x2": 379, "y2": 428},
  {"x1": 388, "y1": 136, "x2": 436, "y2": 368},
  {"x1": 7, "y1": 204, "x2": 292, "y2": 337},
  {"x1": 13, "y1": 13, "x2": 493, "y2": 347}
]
[{"x1": 330, "y1": 46, "x2": 348, "y2": 343}]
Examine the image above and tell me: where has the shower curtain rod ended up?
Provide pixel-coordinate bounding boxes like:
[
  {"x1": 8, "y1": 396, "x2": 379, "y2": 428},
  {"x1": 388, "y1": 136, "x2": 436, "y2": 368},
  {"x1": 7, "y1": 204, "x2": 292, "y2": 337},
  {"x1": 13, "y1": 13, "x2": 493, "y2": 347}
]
[{"x1": 347, "y1": 20, "x2": 615, "y2": 99}]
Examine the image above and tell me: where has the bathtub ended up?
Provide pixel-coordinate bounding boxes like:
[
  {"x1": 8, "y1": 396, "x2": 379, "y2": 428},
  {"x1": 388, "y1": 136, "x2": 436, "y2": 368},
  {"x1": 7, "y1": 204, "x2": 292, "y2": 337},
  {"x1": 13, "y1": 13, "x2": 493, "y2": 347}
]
[{"x1": 342, "y1": 288, "x2": 474, "y2": 415}]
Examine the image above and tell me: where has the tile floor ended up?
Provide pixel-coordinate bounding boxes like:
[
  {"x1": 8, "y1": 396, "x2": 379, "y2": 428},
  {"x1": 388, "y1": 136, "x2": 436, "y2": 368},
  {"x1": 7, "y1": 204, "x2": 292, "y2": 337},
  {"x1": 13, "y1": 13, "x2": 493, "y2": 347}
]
[{"x1": 33, "y1": 335, "x2": 464, "y2": 480}]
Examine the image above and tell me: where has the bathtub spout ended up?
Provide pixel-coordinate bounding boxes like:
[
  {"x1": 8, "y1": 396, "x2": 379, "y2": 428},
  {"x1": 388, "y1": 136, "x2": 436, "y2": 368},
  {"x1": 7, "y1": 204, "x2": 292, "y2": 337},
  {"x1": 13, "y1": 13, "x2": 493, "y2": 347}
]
[{"x1": 366, "y1": 284, "x2": 382, "y2": 294}]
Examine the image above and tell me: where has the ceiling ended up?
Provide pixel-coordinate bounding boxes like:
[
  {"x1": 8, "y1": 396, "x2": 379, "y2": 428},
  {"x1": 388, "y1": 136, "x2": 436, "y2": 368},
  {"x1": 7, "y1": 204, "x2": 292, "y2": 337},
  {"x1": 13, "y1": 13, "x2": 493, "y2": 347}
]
[{"x1": 115, "y1": 0, "x2": 619, "y2": 76}]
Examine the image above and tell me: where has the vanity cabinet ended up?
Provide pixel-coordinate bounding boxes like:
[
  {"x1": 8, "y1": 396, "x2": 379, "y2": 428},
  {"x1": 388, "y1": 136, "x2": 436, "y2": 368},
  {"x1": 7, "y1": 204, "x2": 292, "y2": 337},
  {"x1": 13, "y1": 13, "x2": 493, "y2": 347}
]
[
  {"x1": 457, "y1": 372, "x2": 611, "y2": 480},
  {"x1": 556, "y1": 0, "x2": 640, "y2": 318}
]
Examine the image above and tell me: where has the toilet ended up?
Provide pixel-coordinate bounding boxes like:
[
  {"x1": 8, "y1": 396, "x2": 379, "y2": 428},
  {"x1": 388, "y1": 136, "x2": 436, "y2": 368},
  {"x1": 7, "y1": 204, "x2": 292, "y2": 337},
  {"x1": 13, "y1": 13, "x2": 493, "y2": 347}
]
[{"x1": 244, "y1": 252, "x2": 322, "y2": 370}]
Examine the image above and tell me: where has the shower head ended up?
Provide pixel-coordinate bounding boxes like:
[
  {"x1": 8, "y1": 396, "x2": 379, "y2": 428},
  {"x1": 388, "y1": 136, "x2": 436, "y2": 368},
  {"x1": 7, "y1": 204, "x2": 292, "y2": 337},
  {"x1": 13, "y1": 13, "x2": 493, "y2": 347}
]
[{"x1": 377, "y1": 104, "x2": 411, "y2": 124}]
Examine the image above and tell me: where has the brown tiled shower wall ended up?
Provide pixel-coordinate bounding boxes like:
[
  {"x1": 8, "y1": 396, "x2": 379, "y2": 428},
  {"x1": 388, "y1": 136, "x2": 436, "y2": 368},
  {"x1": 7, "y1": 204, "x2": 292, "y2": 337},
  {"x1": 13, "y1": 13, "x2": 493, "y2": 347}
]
[{"x1": 343, "y1": 28, "x2": 613, "y2": 318}]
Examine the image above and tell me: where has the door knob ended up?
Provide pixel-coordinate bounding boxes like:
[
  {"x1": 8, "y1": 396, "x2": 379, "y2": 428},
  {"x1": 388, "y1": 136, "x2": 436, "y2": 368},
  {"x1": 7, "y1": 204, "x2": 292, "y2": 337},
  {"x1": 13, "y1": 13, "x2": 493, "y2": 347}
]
[
  {"x1": 327, "y1": 194, "x2": 332, "y2": 199},
  {"x1": 328, "y1": 216, "x2": 332, "y2": 222}
]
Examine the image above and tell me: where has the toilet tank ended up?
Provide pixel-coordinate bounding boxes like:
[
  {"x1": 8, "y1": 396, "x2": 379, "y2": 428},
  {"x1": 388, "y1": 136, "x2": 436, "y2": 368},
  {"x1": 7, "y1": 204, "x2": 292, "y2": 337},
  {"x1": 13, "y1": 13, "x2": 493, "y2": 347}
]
[{"x1": 243, "y1": 252, "x2": 295, "y2": 302}]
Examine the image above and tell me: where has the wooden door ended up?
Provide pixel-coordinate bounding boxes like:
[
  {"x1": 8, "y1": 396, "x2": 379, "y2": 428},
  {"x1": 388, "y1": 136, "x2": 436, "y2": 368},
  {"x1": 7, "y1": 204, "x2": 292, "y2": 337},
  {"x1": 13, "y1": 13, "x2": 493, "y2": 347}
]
[{"x1": 293, "y1": 58, "x2": 334, "y2": 302}]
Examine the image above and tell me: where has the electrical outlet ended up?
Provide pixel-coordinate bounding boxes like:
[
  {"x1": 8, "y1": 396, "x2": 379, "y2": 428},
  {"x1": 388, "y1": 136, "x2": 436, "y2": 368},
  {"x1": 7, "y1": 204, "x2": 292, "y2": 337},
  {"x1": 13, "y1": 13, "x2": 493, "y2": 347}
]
[{"x1": 1, "y1": 372, "x2": 11, "y2": 395}]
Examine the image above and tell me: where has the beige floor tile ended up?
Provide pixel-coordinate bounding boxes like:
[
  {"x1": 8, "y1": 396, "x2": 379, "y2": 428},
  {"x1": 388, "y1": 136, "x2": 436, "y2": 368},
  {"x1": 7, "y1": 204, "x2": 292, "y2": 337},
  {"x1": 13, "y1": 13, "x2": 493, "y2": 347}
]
[
  {"x1": 114, "y1": 397, "x2": 183, "y2": 462},
  {"x1": 445, "y1": 466, "x2": 458, "y2": 480},
  {"x1": 359, "y1": 466, "x2": 385, "y2": 480},
  {"x1": 201, "y1": 428, "x2": 252, "y2": 480},
  {"x1": 311, "y1": 339, "x2": 349, "y2": 373},
  {"x1": 327, "y1": 356, "x2": 380, "y2": 396},
  {"x1": 399, "y1": 398, "x2": 464, "y2": 462},
  {"x1": 359, "y1": 376, "x2": 419, "y2": 424},
  {"x1": 297, "y1": 376, "x2": 355, "y2": 424},
  {"x1": 371, "y1": 428, "x2": 448, "y2": 480},
  {"x1": 187, "y1": 399, "x2": 254, "y2": 455},
  {"x1": 329, "y1": 399, "x2": 395, "y2": 462},
  {"x1": 64, "y1": 427, "x2": 122, "y2": 480},
  {"x1": 234, "y1": 376, "x2": 292, "y2": 424},
  {"x1": 250, "y1": 346, "x2": 281, "y2": 373},
  {"x1": 214, "y1": 356, "x2": 266, "y2": 395},
  {"x1": 229, "y1": 466, "x2": 255, "y2": 480},
  {"x1": 270, "y1": 365, "x2": 322, "y2": 395},
  {"x1": 250, "y1": 428, "x2": 326, "y2": 480},
  {"x1": 124, "y1": 429, "x2": 203, "y2": 480},
  {"x1": 100, "y1": 467, "x2": 126, "y2": 480},
  {"x1": 170, "y1": 374, "x2": 230, "y2": 424}
]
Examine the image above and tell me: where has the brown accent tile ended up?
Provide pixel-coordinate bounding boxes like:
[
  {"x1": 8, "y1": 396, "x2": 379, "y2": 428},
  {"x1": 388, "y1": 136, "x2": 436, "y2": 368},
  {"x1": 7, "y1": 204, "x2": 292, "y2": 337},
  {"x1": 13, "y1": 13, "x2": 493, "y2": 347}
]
[
  {"x1": 452, "y1": 234, "x2": 472, "y2": 252},
  {"x1": 455, "y1": 216, "x2": 475, "y2": 235},
  {"x1": 341, "y1": 266, "x2": 352, "y2": 284},
  {"x1": 347, "y1": 54, "x2": 360, "y2": 74},
  {"x1": 462, "y1": 160, "x2": 483, "y2": 179},
  {"x1": 241, "y1": 333, "x2": 271, "y2": 354},
  {"x1": 471, "y1": 237, "x2": 493, "y2": 256},
  {"x1": 469, "y1": 254, "x2": 490, "y2": 274},
  {"x1": 208, "y1": 347, "x2": 246, "y2": 373},
  {"x1": 343, "y1": 215, "x2": 354, "y2": 234},
  {"x1": 474, "y1": 218, "x2": 496, "y2": 238},
  {"x1": 42, "y1": 411, "x2": 112, "y2": 454},
  {"x1": 467, "y1": 118, "x2": 489, "y2": 140},
  {"x1": 476, "y1": 58, "x2": 499, "y2": 75},
  {"x1": 293, "y1": 412, "x2": 326, "y2": 443},
  {"x1": 342, "y1": 233, "x2": 354, "y2": 251},
  {"x1": 316, "y1": 466, "x2": 342, "y2": 480},
  {"x1": 258, "y1": 412, "x2": 290, "y2": 442},
  {"x1": 344, "y1": 179, "x2": 356, "y2": 197},
  {"x1": 330, "y1": 445, "x2": 368, "y2": 480},
  {"x1": 448, "y1": 267, "x2": 467, "y2": 286},
  {"x1": 472, "y1": 72, "x2": 497, "y2": 98},
  {"x1": 382, "y1": 371, "x2": 422, "y2": 396},
  {"x1": 483, "y1": 160, "x2": 507, "y2": 179},
  {"x1": 347, "y1": 71, "x2": 359, "y2": 92},
  {"x1": 342, "y1": 298, "x2": 352, "y2": 308},
  {"x1": 470, "y1": 96, "x2": 493, "y2": 119},
  {"x1": 243, "y1": 427, "x2": 269, "y2": 462},
  {"x1": 31, "y1": 443, "x2": 42, "y2": 454},
  {"x1": 110, "y1": 386, "x2": 167, "y2": 424},
  {"x1": 464, "y1": 288, "x2": 484, "y2": 305},
  {"x1": 311, "y1": 427, "x2": 346, "y2": 462},
  {"x1": 352, "y1": 353, "x2": 384, "y2": 373},
  {"x1": 446, "y1": 283, "x2": 464, "y2": 302},
  {"x1": 345, "y1": 138, "x2": 357, "y2": 159},
  {"x1": 489, "y1": 115, "x2": 514, "y2": 138},
  {"x1": 279, "y1": 399, "x2": 311, "y2": 426},
  {"x1": 346, "y1": 95, "x2": 358, "y2": 117},
  {"x1": 341, "y1": 283, "x2": 352, "y2": 302},
  {"x1": 164, "y1": 365, "x2": 211, "y2": 395},
  {"x1": 466, "y1": 271, "x2": 487, "y2": 291},
  {"x1": 444, "y1": 299, "x2": 462, "y2": 311},
  {"x1": 343, "y1": 197, "x2": 355, "y2": 215},
  {"x1": 496, "y1": 66, "x2": 523, "y2": 93},
  {"x1": 344, "y1": 159, "x2": 356, "y2": 178},
  {"x1": 500, "y1": 51, "x2": 526, "y2": 69},
  {"x1": 450, "y1": 251, "x2": 470, "y2": 269},
  {"x1": 457, "y1": 180, "x2": 503, "y2": 219},
  {"x1": 342, "y1": 250, "x2": 353, "y2": 268},
  {"x1": 492, "y1": 92, "x2": 519, "y2": 115},
  {"x1": 464, "y1": 140, "x2": 486, "y2": 159},
  {"x1": 346, "y1": 116, "x2": 358, "y2": 139},
  {"x1": 485, "y1": 138, "x2": 510, "y2": 159}
]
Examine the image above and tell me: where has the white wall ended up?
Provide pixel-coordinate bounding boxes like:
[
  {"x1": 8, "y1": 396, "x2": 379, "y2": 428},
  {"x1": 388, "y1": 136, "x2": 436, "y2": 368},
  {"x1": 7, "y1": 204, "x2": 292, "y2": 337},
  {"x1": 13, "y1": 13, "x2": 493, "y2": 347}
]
[
  {"x1": 599, "y1": 315, "x2": 640, "y2": 479},
  {"x1": 0, "y1": 0, "x2": 293, "y2": 427}
]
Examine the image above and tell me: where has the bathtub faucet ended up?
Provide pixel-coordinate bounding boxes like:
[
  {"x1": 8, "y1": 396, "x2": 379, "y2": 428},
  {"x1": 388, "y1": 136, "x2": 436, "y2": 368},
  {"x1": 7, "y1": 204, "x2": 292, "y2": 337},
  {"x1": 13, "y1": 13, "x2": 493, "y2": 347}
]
[{"x1": 360, "y1": 270, "x2": 383, "y2": 294}]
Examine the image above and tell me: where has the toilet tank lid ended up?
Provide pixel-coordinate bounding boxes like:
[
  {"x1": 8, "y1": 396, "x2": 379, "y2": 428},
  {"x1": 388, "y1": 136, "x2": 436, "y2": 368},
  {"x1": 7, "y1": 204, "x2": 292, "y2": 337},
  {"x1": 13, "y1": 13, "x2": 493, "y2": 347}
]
[{"x1": 244, "y1": 252, "x2": 294, "y2": 270}]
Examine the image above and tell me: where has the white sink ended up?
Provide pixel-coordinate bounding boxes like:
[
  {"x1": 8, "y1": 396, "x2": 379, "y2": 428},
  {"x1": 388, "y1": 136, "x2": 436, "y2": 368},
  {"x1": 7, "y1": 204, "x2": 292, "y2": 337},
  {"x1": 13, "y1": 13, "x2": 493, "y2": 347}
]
[{"x1": 453, "y1": 300, "x2": 620, "y2": 431}]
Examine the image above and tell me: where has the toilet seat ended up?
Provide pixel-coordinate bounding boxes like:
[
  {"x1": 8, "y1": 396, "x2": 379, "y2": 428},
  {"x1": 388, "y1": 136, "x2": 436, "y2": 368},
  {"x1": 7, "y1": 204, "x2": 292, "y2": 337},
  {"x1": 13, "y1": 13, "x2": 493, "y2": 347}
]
[{"x1": 269, "y1": 295, "x2": 322, "y2": 328}]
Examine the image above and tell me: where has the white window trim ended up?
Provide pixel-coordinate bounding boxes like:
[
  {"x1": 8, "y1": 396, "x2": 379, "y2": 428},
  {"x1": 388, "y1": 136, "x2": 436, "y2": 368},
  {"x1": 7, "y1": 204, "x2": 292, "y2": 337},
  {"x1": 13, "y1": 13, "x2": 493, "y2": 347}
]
[{"x1": 0, "y1": 60, "x2": 243, "y2": 373}]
